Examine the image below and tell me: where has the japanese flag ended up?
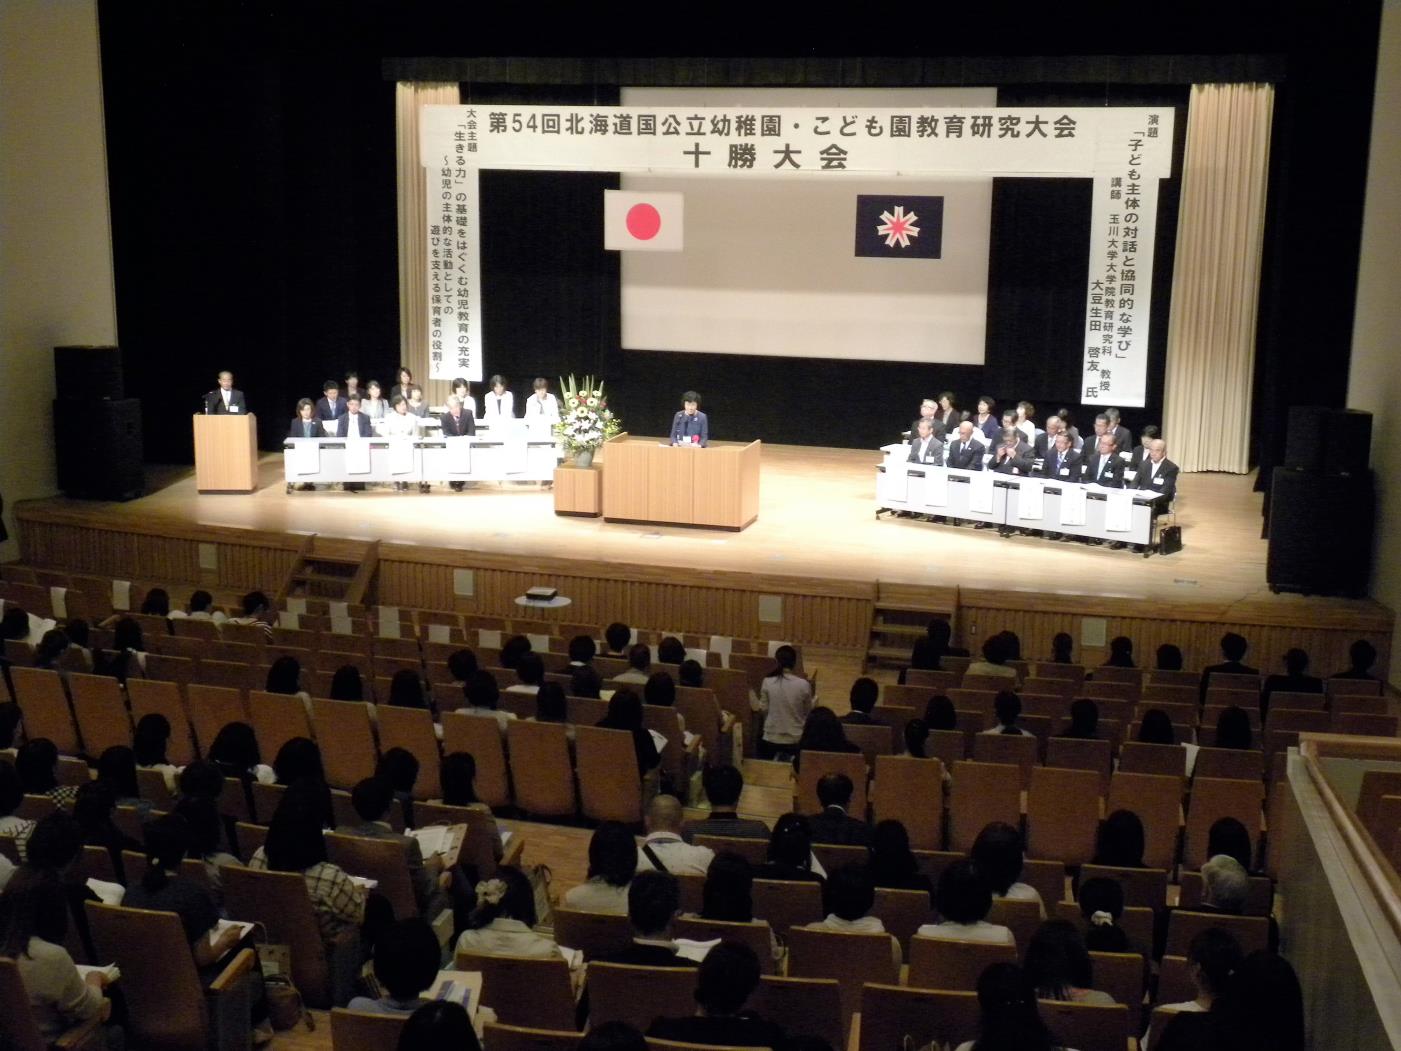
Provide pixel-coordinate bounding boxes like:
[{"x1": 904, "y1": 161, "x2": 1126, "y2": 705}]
[{"x1": 604, "y1": 190, "x2": 684, "y2": 251}]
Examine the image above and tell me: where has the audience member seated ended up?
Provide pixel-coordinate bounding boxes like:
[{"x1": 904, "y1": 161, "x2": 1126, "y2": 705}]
[
  {"x1": 94, "y1": 618, "x2": 146, "y2": 685},
  {"x1": 1157, "y1": 950, "x2": 1304, "y2": 1051},
  {"x1": 506, "y1": 654, "x2": 545, "y2": 696},
  {"x1": 657, "y1": 637, "x2": 687, "y2": 666},
  {"x1": 1093, "y1": 810, "x2": 1147, "y2": 868},
  {"x1": 1156, "y1": 644, "x2": 1185, "y2": 671},
  {"x1": 1138, "y1": 708, "x2": 1199, "y2": 776},
  {"x1": 376, "y1": 749, "x2": 420, "y2": 812},
  {"x1": 1077, "y1": 878, "x2": 1131, "y2": 954},
  {"x1": 1261, "y1": 647, "x2": 1323, "y2": 715},
  {"x1": 30, "y1": 630, "x2": 71, "y2": 674},
  {"x1": 208, "y1": 721, "x2": 275, "y2": 785},
  {"x1": 264, "y1": 655, "x2": 310, "y2": 708},
  {"x1": 167, "y1": 589, "x2": 224, "y2": 624},
  {"x1": 1024, "y1": 919, "x2": 1116, "y2": 1005},
  {"x1": 23, "y1": 813, "x2": 101, "y2": 962},
  {"x1": 971, "y1": 821, "x2": 1045, "y2": 916},
  {"x1": 683, "y1": 766, "x2": 768, "y2": 842},
  {"x1": 908, "y1": 618, "x2": 966, "y2": 675},
  {"x1": 753, "y1": 645, "x2": 813, "y2": 761},
  {"x1": 646, "y1": 941, "x2": 787, "y2": 1050},
  {"x1": 72, "y1": 781, "x2": 140, "y2": 882},
  {"x1": 177, "y1": 760, "x2": 224, "y2": 805},
  {"x1": 971, "y1": 396, "x2": 1000, "y2": 442},
  {"x1": 96, "y1": 746, "x2": 148, "y2": 819},
  {"x1": 134, "y1": 713, "x2": 181, "y2": 793},
  {"x1": 1213, "y1": 706, "x2": 1254, "y2": 751},
  {"x1": 172, "y1": 794, "x2": 239, "y2": 903},
  {"x1": 924, "y1": 695, "x2": 958, "y2": 732},
  {"x1": 793, "y1": 708, "x2": 860, "y2": 769},
  {"x1": 679, "y1": 659, "x2": 705, "y2": 689},
  {"x1": 808, "y1": 773, "x2": 873, "y2": 847},
  {"x1": 755, "y1": 814, "x2": 826, "y2": 886},
  {"x1": 461, "y1": 671, "x2": 515, "y2": 733},
  {"x1": 497, "y1": 636, "x2": 532, "y2": 671},
  {"x1": 966, "y1": 633, "x2": 1019, "y2": 682},
  {"x1": 868, "y1": 819, "x2": 934, "y2": 901},
  {"x1": 329, "y1": 664, "x2": 365, "y2": 701},
  {"x1": 843, "y1": 678, "x2": 879, "y2": 725},
  {"x1": 1101, "y1": 636, "x2": 1136, "y2": 668},
  {"x1": 387, "y1": 669, "x2": 428, "y2": 710},
  {"x1": 531, "y1": 683, "x2": 572, "y2": 735},
  {"x1": 596, "y1": 690, "x2": 661, "y2": 779},
  {"x1": 338, "y1": 777, "x2": 447, "y2": 920},
  {"x1": 435, "y1": 752, "x2": 504, "y2": 859},
  {"x1": 0, "y1": 761, "x2": 38, "y2": 861},
  {"x1": 602, "y1": 871, "x2": 703, "y2": 967},
  {"x1": 562, "y1": 822, "x2": 636, "y2": 914},
  {"x1": 615, "y1": 645, "x2": 653, "y2": 685},
  {"x1": 1193, "y1": 855, "x2": 1278, "y2": 952},
  {"x1": 0, "y1": 868, "x2": 115, "y2": 1041},
  {"x1": 455, "y1": 866, "x2": 565, "y2": 961},
  {"x1": 982, "y1": 691, "x2": 1034, "y2": 737},
  {"x1": 1332, "y1": 639, "x2": 1379, "y2": 681},
  {"x1": 953, "y1": 962, "x2": 1061, "y2": 1051},
  {"x1": 399, "y1": 1000, "x2": 481, "y2": 1051},
  {"x1": 1148, "y1": 927, "x2": 1243, "y2": 1049},
  {"x1": 16, "y1": 739, "x2": 78, "y2": 808},
  {"x1": 1058, "y1": 699, "x2": 1099, "y2": 740},
  {"x1": 1049, "y1": 632, "x2": 1075, "y2": 664},
  {"x1": 807, "y1": 863, "x2": 901, "y2": 967},
  {"x1": 571, "y1": 665, "x2": 603, "y2": 699},
  {"x1": 638, "y1": 795, "x2": 715, "y2": 876},
  {"x1": 1206, "y1": 817, "x2": 1255, "y2": 874},
  {"x1": 1200, "y1": 632, "x2": 1260, "y2": 700},
  {"x1": 919, "y1": 858, "x2": 1013, "y2": 945},
  {"x1": 602, "y1": 622, "x2": 632, "y2": 659},
  {"x1": 347, "y1": 917, "x2": 440, "y2": 1015},
  {"x1": 903, "y1": 718, "x2": 932, "y2": 758},
  {"x1": 643, "y1": 672, "x2": 684, "y2": 734},
  {"x1": 0, "y1": 703, "x2": 20, "y2": 751},
  {"x1": 446, "y1": 649, "x2": 478, "y2": 687},
  {"x1": 272, "y1": 737, "x2": 326, "y2": 789}
]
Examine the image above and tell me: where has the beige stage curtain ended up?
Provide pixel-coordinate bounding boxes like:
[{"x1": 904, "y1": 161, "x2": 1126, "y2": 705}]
[
  {"x1": 1162, "y1": 83, "x2": 1274, "y2": 473},
  {"x1": 395, "y1": 81, "x2": 460, "y2": 406}
]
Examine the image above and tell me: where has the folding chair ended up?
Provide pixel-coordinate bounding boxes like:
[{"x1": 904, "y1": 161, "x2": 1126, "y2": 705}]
[
  {"x1": 328, "y1": 1010, "x2": 408, "y2": 1051},
  {"x1": 948, "y1": 761, "x2": 1021, "y2": 853},
  {"x1": 872, "y1": 755, "x2": 944, "y2": 850},
  {"x1": 971, "y1": 733, "x2": 1039, "y2": 789},
  {"x1": 247, "y1": 691, "x2": 314, "y2": 766},
  {"x1": 907, "y1": 936, "x2": 1018, "y2": 990},
  {"x1": 751, "y1": 879, "x2": 824, "y2": 942},
  {"x1": 506, "y1": 721, "x2": 577, "y2": 819},
  {"x1": 438, "y1": 714, "x2": 510, "y2": 806},
  {"x1": 1026, "y1": 766, "x2": 1100, "y2": 865},
  {"x1": 9, "y1": 667, "x2": 80, "y2": 754},
  {"x1": 672, "y1": 917, "x2": 776, "y2": 974},
  {"x1": 751, "y1": 975, "x2": 845, "y2": 1048},
  {"x1": 1038, "y1": 999, "x2": 1130, "y2": 1051}
]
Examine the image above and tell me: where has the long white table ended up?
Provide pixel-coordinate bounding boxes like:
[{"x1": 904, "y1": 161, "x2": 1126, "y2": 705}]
[
  {"x1": 876, "y1": 449, "x2": 1161, "y2": 547},
  {"x1": 283, "y1": 435, "x2": 561, "y2": 486}
]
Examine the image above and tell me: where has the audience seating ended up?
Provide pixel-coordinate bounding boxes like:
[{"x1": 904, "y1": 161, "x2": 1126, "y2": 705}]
[
  {"x1": 1165, "y1": 909, "x2": 1270, "y2": 956},
  {"x1": 987, "y1": 897, "x2": 1042, "y2": 955},
  {"x1": 453, "y1": 952, "x2": 578, "y2": 1031},
  {"x1": 971, "y1": 733, "x2": 1038, "y2": 788},
  {"x1": 375, "y1": 706, "x2": 441, "y2": 799},
  {"x1": 857, "y1": 983, "x2": 979, "y2": 1051},
  {"x1": 786, "y1": 926, "x2": 900, "y2": 1034},
  {"x1": 752, "y1": 879, "x2": 824, "y2": 942},
  {"x1": 1107, "y1": 771, "x2": 1183, "y2": 870},
  {"x1": 871, "y1": 887, "x2": 934, "y2": 955},
  {"x1": 248, "y1": 690, "x2": 314, "y2": 764},
  {"x1": 871, "y1": 755, "x2": 944, "y2": 850},
  {"x1": 1026, "y1": 766, "x2": 1100, "y2": 866},
  {"x1": 948, "y1": 761, "x2": 1021, "y2": 852},
  {"x1": 309, "y1": 699, "x2": 379, "y2": 789},
  {"x1": 0, "y1": 955, "x2": 106, "y2": 1051},
  {"x1": 747, "y1": 975, "x2": 843, "y2": 1048},
  {"x1": 588, "y1": 963, "x2": 697, "y2": 1031},
  {"x1": 484, "y1": 1023, "x2": 584, "y2": 1051},
  {"x1": 328, "y1": 1009, "x2": 408, "y2": 1051},
  {"x1": 507, "y1": 721, "x2": 578, "y2": 819},
  {"x1": 794, "y1": 750, "x2": 868, "y2": 817},
  {"x1": 10, "y1": 667, "x2": 81, "y2": 754},
  {"x1": 68, "y1": 673, "x2": 133, "y2": 758},
  {"x1": 693, "y1": 834, "x2": 767, "y2": 867},
  {"x1": 1177, "y1": 869, "x2": 1273, "y2": 915},
  {"x1": 672, "y1": 917, "x2": 777, "y2": 974},
  {"x1": 1039, "y1": 999, "x2": 1130, "y2": 1051},
  {"x1": 325, "y1": 832, "x2": 420, "y2": 918},
  {"x1": 552, "y1": 908, "x2": 633, "y2": 960},
  {"x1": 1183, "y1": 777, "x2": 1263, "y2": 870},
  {"x1": 1078, "y1": 864, "x2": 1169, "y2": 911},
  {"x1": 907, "y1": 936, "x2": 1018, "y2": 990}
]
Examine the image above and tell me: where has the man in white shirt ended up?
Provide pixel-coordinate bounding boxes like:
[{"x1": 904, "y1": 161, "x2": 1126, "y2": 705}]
[{"x1": 635, "y1": 795, "x2": 715, "y2": 876}]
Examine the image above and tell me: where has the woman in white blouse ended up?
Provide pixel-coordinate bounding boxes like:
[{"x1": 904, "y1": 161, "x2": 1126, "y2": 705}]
[
  {"x1": 482, "y1": 374, "x2": 514, "y2": 419},
  {"x1": 449, "y1": 378, "x2": 479, "y2": 419},
  {"x1": 455, "y1": 867, "x2": 566, "y2": 960},
  {"x1": 380, "y1": 396, "x2": 420, "y2": 491},
  {"x1": 916, "y1": 859, "x2": 1015, "y2": 946},
  {"x1": 524, "y1": 377, "x2": 560, "y2": 422}
]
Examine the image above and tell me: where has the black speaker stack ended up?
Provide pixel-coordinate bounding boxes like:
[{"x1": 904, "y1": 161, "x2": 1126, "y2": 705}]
[
  {"x1": 52, "y1": 345, "x2": 145, "y2": 501},
  {"x1": 1267, "y1": 406, "x2": 1374, "y2": 597}
]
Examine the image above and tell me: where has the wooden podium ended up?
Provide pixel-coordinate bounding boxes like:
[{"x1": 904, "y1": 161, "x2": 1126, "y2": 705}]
[
  {"x1": 601, "y1": 437, "x2": 760, "y2": 530},
  {"x1": 193, "y1": 414, "x2": 259, "y2": 493}
]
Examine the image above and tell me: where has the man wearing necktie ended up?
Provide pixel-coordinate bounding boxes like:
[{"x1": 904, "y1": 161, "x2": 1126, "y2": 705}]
[
  {"x1": 1085, "y1": 434, "x2": 1125, "y2": 488},
  {"x1": 205, "y1": 370, "x2": 247, "y2": 415},
  {"x1": 945, "y1": 421, "x2": 986, "y2": 471},
  {"x1": 1136, "y1": 438, "x2": 1179, "y2": 505}
]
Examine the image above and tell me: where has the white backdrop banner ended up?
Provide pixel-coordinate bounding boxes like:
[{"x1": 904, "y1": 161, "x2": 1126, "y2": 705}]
[{"x1": 421, "y1": 105, "x2": 1174, "y2": 403}]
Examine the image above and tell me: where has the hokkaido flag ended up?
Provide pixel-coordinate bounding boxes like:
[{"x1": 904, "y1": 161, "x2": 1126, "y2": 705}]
[
  {"x1": 604, "y1": 190, "x2": 684, "y2": 251},
  {"x1": 854, "y1": 195, "x2": 944, "y2": 259}
]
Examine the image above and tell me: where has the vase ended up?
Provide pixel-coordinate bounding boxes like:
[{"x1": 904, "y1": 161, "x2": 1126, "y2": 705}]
[{"x1": 575, "y1": 448, "x2": 595, "y2": 468}]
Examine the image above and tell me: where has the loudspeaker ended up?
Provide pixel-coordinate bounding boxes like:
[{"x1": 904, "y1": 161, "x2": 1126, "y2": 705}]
[
  {"x1": 1284, "y1": 405, "x2": 1372, "y2": 475},
  {"x1": 53, "y1": 398, "x2": 144, "y2": 500},
  {"x1": 54, "y1": 345, "x2": 124, "y2": 401},
  {"x1": 1266, "y1": 467, "x2": 1373, "y2": 596}
]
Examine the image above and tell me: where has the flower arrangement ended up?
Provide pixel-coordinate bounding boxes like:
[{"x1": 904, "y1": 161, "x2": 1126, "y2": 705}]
[{"x1": 554, "y1": 374, "x2": 620, "y2": 457}]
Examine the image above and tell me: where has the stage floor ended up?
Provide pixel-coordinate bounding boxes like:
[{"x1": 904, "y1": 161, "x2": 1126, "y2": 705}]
[{"x1": 25, "y1": 442, "x2": 1357, "y2": 619}]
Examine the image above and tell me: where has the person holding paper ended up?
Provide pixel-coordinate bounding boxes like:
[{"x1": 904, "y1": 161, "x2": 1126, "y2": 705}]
[
  {"x1": 204, "y1": 370, "x2": 246, "y2": 415},
  {"x1": 1136, "y1": 438, "x2": 1179, "y2": 504},
  {"x1": 338, "y1": 777, "x2": 449, "y2": 920},
  {"x1": 483, "y1": 374, "x2": 514, "y2": 418},
  {"x1": 907, "y1": 419, "x2": 943, "y2": 464},
  {"x1": 945, "y1": 421, "x2": 986, "y2": 471},
  {"x1": 670, "y1": 391, "x2": 709, "y2": 447}
]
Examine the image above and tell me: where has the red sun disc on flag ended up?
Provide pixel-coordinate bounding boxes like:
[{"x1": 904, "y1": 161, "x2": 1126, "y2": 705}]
[{"x1": 626, "y1": 203, "x2": 662, "y2": 240}]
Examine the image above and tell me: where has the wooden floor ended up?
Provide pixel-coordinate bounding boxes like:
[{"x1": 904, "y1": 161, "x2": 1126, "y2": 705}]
[{"x1": 30, "y1": 442, "x2": 1361, "y2": 613}]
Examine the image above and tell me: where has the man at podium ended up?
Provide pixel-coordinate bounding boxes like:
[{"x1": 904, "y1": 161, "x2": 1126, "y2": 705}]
[
  {"x1": 670, "y1": 391, "x2": 708, "y2": 447},
  {"x1": 204, "y1": 370, "x2": 246, "y2": 414}
]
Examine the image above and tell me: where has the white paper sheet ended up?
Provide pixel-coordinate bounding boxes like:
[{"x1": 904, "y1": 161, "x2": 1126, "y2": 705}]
[
  {"x1": 1105, "y1": 489, "x2": 1135, "y2": 532},
  {"x1": 286, "y1": 597, "x2": 307, "y2": 615},
  {"x1": 446, "y1": 436, "x2": 473, "y2": 474},
  {"x1": 884, "y1": 459, "x2": 909, "y2": 502},
  {"x1": 49, "y1": 587, "x2": 67, "y2": 619},
  {"x1": 386, "y1": 439, "x2": 415, "y2": 476},
  {"x1": 1017, "y1": 478, "x2": 1044, "y2": 521},
  {"x1": 766, "y1": 640, "x2": 792, "y2": 657},
  {"x1": 277, "y1": 611, "x2": 300, "y2": 630},
  {"x1": 112, "y1": 580, "x2": 132, "y2": 612},
  {"x1": 968, "y1": 471, "x2": 995, "y2": 514},
  {"x1": 85, "y1": 878, "x2": 125, "y2": 905},
  {"x1": 1058, "y1": 484, "x2": 1088, "y2": 526},
  {"x1": 527, "y1": 633, "x2": 551, "y2": 653},
  {"x1": 290, "y1": 441, "x2": 321, "y2": 475},
  {"x1": 685, "y1": 647, "x2": 708, "y2": 664},
  {"x1": 344, "y1": 439, "x2": 372, "y2": 474},
  {"x1": 330, "y1": 616, "x2": 354, "y2": 636},
  {"x1": 427, "y1": 624, "x2": 451, "y2": 645},
  {"x1": 378, "y1": 607, "x2": 401, "y2": 639},
  {"x1": 478, "y1": 628, "x2": 502, "y2": 649},
  {"x1": 708, "y1": 635, "x2": 732, "y2": 667},
  {"x1": 330, "y1": 601, "x2": 349, "y2": 619},
  {"x1": 923, "y1": 467, "x2": 949, "y2": 507},
  {"x1": 504, "y1": 439, "x2": 529, "y2": 474}
]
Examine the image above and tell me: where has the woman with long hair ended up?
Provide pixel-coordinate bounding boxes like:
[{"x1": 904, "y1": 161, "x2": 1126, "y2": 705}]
[{"x1": 753, "y1": 645, "x2": 812, "y2": 761}]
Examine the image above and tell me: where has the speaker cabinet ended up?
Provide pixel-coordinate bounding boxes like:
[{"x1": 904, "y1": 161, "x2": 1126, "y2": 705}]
[
  {"x1": 54, "y1": 345, "x2": 124, "y2": 401},
  {"x1": 1284, "y1": 406, "x2": 1373, "y2": 475},
  {"x1": 1267, "y1": 467, "x2": 1373, "y2": 596},
  {"x1": 53, "y1": 398, "x2": 144, "y2": 500}
]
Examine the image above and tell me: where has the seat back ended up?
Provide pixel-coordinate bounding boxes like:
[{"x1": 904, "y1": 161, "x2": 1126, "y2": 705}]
[
  {"x1": 325, "y1": 831, "x2": 419, "y2": 918},
  {"x1": 587, "y1": 962, "x2": 698, "y2": 1031},
  {"x1": 674, "y1": 686, "x2": 723, "y2": 762},
  {"x1": 375, "y1": 706, "x2": 441, "y2": 799},
  {"x1": 68, "y1": 672, "x2": 133, "y2": 757},
  {"x1": 248, "y1": 690, "x2": 314, "y2": 765},
  {"x1": 551, "y1": 907, "x2": 633, "y2": 960},
  {"x1": 309, "y1": 699, "x2": 379, "y2": 789},
  {"x1": 751, "y1": 879, "x2": 824, "y2": 941},
  {"x1": 1045, "y1": 736, "x2": 1112, "y2": 796},
  {"x1": 948, "y1": 761, "x2": 1021, "y2": 852},
  {"x1": 640, "y1": 705, "x2": 689, "y2": 791},
  {"x1": 1184, "y1": 777, "x2": 1262, "y2": 870},
  {"x1": 786, "y1": 926, "x2": 899, "y2": 1034},
  {"x1": 1027, "y1": 766, "x2": 1100, "y2": 865},
  {"x1": 794, "y1": 750, "x2": 868, "y2": 817},
  {"x1": 1118, "y1": 741, "x2": 1189, "y2": 778},
  {"x1": 1107, "y1": 771, "x2": 1183, "y2": 869},
  {"x1": 222, "y1": 864, "x2": 338, "y2": 1008},
  {"x1": 413, "y1": 801, "x2": 502, "y2": 879},
  {"x1": 1038, "y1": 999, "x2": 1130, "y2": 1051},
  {"x1": 971, "y1": 733, "x2": 1039, "y2": 789},
  {"x1": 234, "y1": 822, "x2": 268, "y2": 863},
  {"x1": 1192, "y1": 747, "x2": 1264, "y2": 782},
  {"x1": 502, "y1": 720, "x2": 575, "y2": 818},
  {"x1": 811, "y1": 843, "x2": 868, "y2": 874},
  {"x1": 1165, "y1": 909, "x2": 1270, "y2": 956},
  {"x1": 453, "y1": 951, "x2": 578, "y2": 1031},
  {"x1": 10, "y1": 667, "x2": 80, "y2": 754},
  {"x1": 328, "y1": 1009, "x2": 409, "y2": 1051},
  {"x1": 1178, "y1": 869, "x2": 1274, "y2": 915},
  {"x1": 747, "y1": 975, "x2": 843, "y2": 1047},
  {"x1": 844, "y1": 722, "x2": 896, "y2": 763},
  {"x1": 692, "y1": 835, "x2": 767, "y2": 866},
  {"x1": 907, "y1": 936, "x2": 1018, "y2": 990},
  {"x1": 127, "y1": 678, "x2": 197, "y2": 764},
  {"x1": 872, "y1": 887, "x2": 934, "y2": 955},
  {"x1": 136, "y1": 767, "x2": 177, "y2": 810},
  {"x1": 482, "y1": 1023, "x2": 583, "y2": 1051},
  {"x1": 184, "y1": 684, "x2": 250, "y2": 757},
  {"x1": 1089, "y1": 950, "x2": 1145, "y2": 1032},
  {"x1": 857, "y1": 983, "x2": 979, "y2": 1051},
  {"x1": 1021, "y1": 858, "x2": 1068, "y2": 909},
  {"x1": 440, "y1": 711, "x2": 512, "y2": 807},
  {"x1": 575, "y1": 726, "x2": 642, "y2": 824},
  {"x1": 987, "y1": 897, "x2": 1043, "y2": 955},
  {"x1": 872, "y1": 755, "x2": 944, "y2": 850},
  {"x1": 1077, "y1": 864, "x2": 1168, "y2": 911},
  {"x1": 672, "y1": 917, "x2": 776, "y2": 974}
]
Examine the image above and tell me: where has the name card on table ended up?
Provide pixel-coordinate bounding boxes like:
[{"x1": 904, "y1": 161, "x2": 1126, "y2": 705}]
[
  {"x1": 1059, "y1": 484, "x2": 1088, "y2": 526},
  {"x1": 445, "y1": 436, "x2": 472, "y2": 474},
  {"x1": 1017, "y1": 478, "x2": 1045, "y2": 520},
  {"x1": 344, "y1": 439, "x2": 372, "y2": 475},
  {"x1": 388, "y1": 438, "x2": 415, "y2": 476},
  {"x1": 968, "y1": 471, "x2": 995, "y2": 515},
  {"x1": 290, "y1": 440, "x2": 321, "y2": 476},
  {"x1": 1105, "y1": 489, "x2": 1135, "y2": 532},
  {"x1": 924, "y1": 467, "x2": 949, "y2": 507}
]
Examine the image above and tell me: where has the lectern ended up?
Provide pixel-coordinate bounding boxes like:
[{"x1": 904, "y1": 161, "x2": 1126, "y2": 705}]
[
  {"x1": 601, "y1": 438, "x2": 761, "y2": 530},
  {"x1": 193, "y1": 414, "x2": 259, "y2": 492}
]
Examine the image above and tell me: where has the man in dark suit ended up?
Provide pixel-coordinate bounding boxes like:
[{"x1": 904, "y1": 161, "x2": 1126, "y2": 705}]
[
  {"x1": 337, "y1": 777, "x2": 446, "y2": 918},
  {"x1": 600, "y1": 871, "x2": 700, "y2": 968},
  {"x1": 336, "y1": 396, "x2": 372, "y2": 437},
  {"x1": 990, "y1": 428, "x2": 1034, "y2": 476},
  {"x1": 1127, "y1": 425, "x2": 1161, "y2": 473},
  {"x1": 316, "y1": 380, "x2": 346, "y2": 422},
  {"x1": 1082, "y1": 435, "x2": 1126, "y2": 488},
  {"x1": 842, "y1": 678, "x2": 879, "y2": 725},
  {"x1": 945, "y1": 421, "x2": 986, "y2": 471},
  {"x1": 647, "y1": 943, "x2": 788, "y2": 1050},
  {"x1": 1106, "y1": 408, "x2": 1133, "y2": 455},
  {"x1": 440, "y1": 394, "x2": 477, "y2": 491},
  {"x1": 681, "y1": 765, "x2": 770, "y2": 842},
  {"x1": 1135, "y1": 439, "x2": 1179, "y2": 504},
  {"x1": 1039, "y1": 432, "x2": 1084, "y2": 483},
  {"x1": 808, "y1": 773, "x2": 872, "y2": 846},
  {"x1": 670, "y1": 391, "x2": 709, "y2": 447},
  {"x1": 204, "y1": 370, "x2": 247, "y2": 415},
  {"x1": 1200, "y1": 631, "x2": 1261, "y2": 700},
  {"x1": 1033, "y1": 415, "x2": 1067, "y2": 459},
  {"x1": 909, "y1": 398, "x2": 947, "y2": 441},
  {"x1": 907, "y1": 419, "x2": 943, "y2": 464}
]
